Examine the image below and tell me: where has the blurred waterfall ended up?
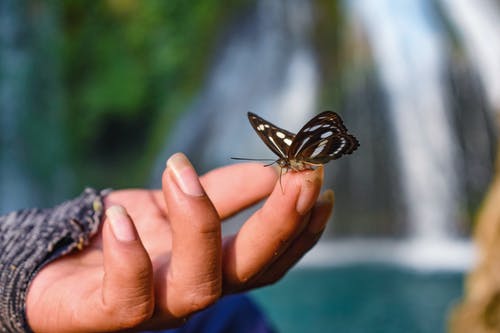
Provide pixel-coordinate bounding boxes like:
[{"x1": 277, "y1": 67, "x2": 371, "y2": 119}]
[
  {"x1": 0, "y1": 1, "x2": 70, "y2": 214},
  {"x1": 440, "y1": 0, "x2": 500, "y2": 111},
  {"x1": 0, "y1": 0, "x2": 39, "y2": 212},
  {"x1": 347, "y1": 0, "x2": 462, "y2": 240}
]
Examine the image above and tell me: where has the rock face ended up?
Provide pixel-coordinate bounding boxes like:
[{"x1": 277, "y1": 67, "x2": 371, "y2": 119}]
[{"x1": 450, "y1": 148, "x2": 500, "y2": 332}]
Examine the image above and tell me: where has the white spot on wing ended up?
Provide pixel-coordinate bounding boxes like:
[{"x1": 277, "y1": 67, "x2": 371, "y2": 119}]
[
  {"x1": 296, "y1": 136, "x2": 311, "y2": 152},
  {"x1": 268, "y1": 136, "x2": 286, "y2": 156},
  {"x1": 276, "y1": 131, "x2": 286, "y2": 139},
  {"x1": 332, "y1": 138, "x2": 347, "y2": 156},
  {"x1": 304, "y1": 124, "x2": 321, "y2": 132},
  {"x1": 321, "y1": 131, "x2": 333, "y2": 139},
  {"x1": 283, "y1": 138, "x2": 293, "y2": 146},
  {"x1": 311, "y1": 144, "x2": 326, "y2": 158},
  {"x1": 257, "y1": 124, "x2": 265, "y2": 131}
]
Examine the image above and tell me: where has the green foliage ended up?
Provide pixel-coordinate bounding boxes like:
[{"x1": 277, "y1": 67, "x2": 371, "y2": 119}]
[{"x1": 59, "y1": 0, "x2": 244, "y2": 188}]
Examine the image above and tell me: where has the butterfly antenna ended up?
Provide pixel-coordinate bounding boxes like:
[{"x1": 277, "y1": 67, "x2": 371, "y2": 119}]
[
  {"x1": 263, "y1": 160, "x2": 278, "y2": 167},
  {"x1": 231, "y1": 157, "x2": 276, "y2": 162}
]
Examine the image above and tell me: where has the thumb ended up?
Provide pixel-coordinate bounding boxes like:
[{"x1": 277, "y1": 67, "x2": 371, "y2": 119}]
[{"x1": 100, "y1": 205, "x2": 154, "y2": 330}]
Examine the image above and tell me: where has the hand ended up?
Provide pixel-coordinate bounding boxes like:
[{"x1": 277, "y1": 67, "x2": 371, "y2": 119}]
[{"x1": 26, "y1": 153, "x2": 334, "y2": 332}]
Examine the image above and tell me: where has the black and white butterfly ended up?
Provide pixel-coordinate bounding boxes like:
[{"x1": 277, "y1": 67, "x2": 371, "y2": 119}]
[{"x1": 242, "y1": 111, "x2": 359, "y2": 172}]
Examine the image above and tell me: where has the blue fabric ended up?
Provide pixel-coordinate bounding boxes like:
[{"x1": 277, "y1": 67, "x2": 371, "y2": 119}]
[{"x1": 157, "y1": 294, "x2": 277, "y2": 333}]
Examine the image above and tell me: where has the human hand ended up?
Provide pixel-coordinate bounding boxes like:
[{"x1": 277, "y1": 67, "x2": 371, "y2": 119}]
[{"x1": 26, "y1": 153, "x2": 334, "y2": 332}]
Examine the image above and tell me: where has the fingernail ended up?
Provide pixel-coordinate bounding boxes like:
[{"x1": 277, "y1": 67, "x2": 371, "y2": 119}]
[
  {"x1": 309, "y1": 189, "x2": 335, "y2": 234},
  {"x1": 166, "y1": 153, "x2": 205, "y2": 197},
  {"x1": 106, "y1": 205, "x2": 137, "y2": 242},
  {"x1": 296, "y1": 168, "x2": 324, "y2": 215},
  {"x1": 319, "y1": 189, "x2": 335, "y2": 205}
]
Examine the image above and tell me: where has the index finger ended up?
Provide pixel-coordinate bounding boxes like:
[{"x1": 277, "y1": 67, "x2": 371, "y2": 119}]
[
  {"x1": 200, "y1": 163, "x2": 279, "y2": 219},
  {"x1": 221, "y1": 167, "x2": 324, "y2": 288}
]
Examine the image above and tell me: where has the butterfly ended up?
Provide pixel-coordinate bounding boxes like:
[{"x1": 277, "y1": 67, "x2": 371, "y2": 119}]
[{"x1": 238, "y1": 111, "x2": 359, "y2": 174}]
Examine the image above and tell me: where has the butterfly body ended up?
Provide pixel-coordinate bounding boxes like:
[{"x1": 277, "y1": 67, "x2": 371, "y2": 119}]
[
  {"x1": 279, "y1": 158, "x2": 316, "y2": 172},
  {"x1": 248, "y1": 111, "x2": 359, "y2": 172}
]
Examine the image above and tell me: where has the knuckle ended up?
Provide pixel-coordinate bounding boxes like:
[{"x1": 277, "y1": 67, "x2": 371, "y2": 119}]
[
  {"x1": 118, "y1": 311, "x2": 151, "y2": 329},
  {"x1": 259, "y1": 209, "x2": 301, "y2": 238},
  {"x1": 164, "y1": 271, "x2": 222, "y2": 318},
  {"x1": 103, "y1": 298, "x2": 154, "y2": 329},
  {"x1": 190, "y1": 209, "x2": 221, "y2": 234},
  {"x1": 173, "y1": 285, "x2": 221, "y2": 316},
  {"x1": 184, "y1": 287, "x2": 221, "y2": 313}
]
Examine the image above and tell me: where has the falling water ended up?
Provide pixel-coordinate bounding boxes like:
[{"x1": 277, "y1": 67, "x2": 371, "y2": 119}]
[
  {"x1": 347, "y1": 0, "x2": 462, "y2": 241},
  {"x1": 0, "y1": 0, "x2": 38, "y2": 212},
  {"x1": 440, "y1": 0, "x2": 500, "y2": 111},
  {"x1": 0, "y1": 1, "x2": 70, "y2": 214}
]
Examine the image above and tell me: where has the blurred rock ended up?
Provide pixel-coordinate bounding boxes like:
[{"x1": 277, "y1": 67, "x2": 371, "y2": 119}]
[{"x1": 450, "y1": 141, "x2": 500, "y2": 332}]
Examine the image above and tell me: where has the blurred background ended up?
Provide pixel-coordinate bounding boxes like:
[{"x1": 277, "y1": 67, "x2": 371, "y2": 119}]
[{"x1": 1, "y1": 0, "x2": 499, "y2": 332}]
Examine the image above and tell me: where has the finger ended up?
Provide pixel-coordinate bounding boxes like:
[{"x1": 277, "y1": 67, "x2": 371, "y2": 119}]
[
  {"x1": 222, "y1": 167, "x2": 323, "y2": 290},
  {"x1": 201, "y1": 163, "x2": 278, "y2": 219},
  {"x1": 150, "y1": 163, "x2": 278, "y2": 219},
  {"x1": 248, "y1": 190, "x2": 334, "y2": 289},
  {"x1": 98, "y1": 205, "x2": 154, "y2": 331},
  {"x1": 160, "y1": 153, "x2": 222, "y2": 318}
]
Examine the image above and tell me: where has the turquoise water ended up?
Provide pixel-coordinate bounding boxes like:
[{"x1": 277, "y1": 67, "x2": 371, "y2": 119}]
[{"x1": 251, "y1": 264, "x2": 464, "y2": 333}]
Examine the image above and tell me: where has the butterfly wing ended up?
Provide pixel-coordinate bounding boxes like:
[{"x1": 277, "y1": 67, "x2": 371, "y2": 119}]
[
  {"x1": 289, "y1": 111, "x2": 359, "y2": 163},
  {"x1": 248, "y1": 112, "x2": 296, "y2": 159}
]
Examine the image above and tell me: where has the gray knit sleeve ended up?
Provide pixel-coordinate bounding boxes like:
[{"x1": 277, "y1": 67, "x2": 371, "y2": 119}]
[{"x1": 0, "y1": 188, "x2": 109, "y2": 333}]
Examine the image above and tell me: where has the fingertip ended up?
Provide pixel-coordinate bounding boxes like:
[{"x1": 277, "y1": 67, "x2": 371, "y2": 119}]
[
  {"x1": 106, "y1": 205, "x2": 137, "y2": 242},
  {"x1": 102, "y1": 205, "x2": 150, "y2": 271},
  {"x1": 293, "y1": 168, "x2": 324, "y2": 215},
  {"x1": 319, "y1": 188, "x2": 335, "y2": 207},
  {"x1": 308, "y1": 189, "x2": 335, "y2": 234},
  {"x1": 309, "y1": 166, "x2": 324, "y2": 186},
  {"x1": 166, "y1": 152, "x2": 205, "y2": 197}
]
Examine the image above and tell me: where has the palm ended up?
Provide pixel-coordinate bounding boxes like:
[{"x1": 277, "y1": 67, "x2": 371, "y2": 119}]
[{"x1": 104, "y1": 190, "x2": 175, "y2": 258}]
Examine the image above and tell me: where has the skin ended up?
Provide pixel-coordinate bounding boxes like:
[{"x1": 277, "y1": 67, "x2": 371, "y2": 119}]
[{"x1": 25, "y1": 153, "x2": 334, "y2": 332}]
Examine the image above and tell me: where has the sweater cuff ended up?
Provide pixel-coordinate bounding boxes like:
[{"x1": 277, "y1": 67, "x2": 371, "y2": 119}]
[{"x1": 0, "y1": 188, "x2": 109, "y2": 333}]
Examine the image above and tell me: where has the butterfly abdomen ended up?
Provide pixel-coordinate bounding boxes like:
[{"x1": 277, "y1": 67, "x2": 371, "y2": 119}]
[{"x1": 287, "y1": 159, "x2": 318, "y2": 171}]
